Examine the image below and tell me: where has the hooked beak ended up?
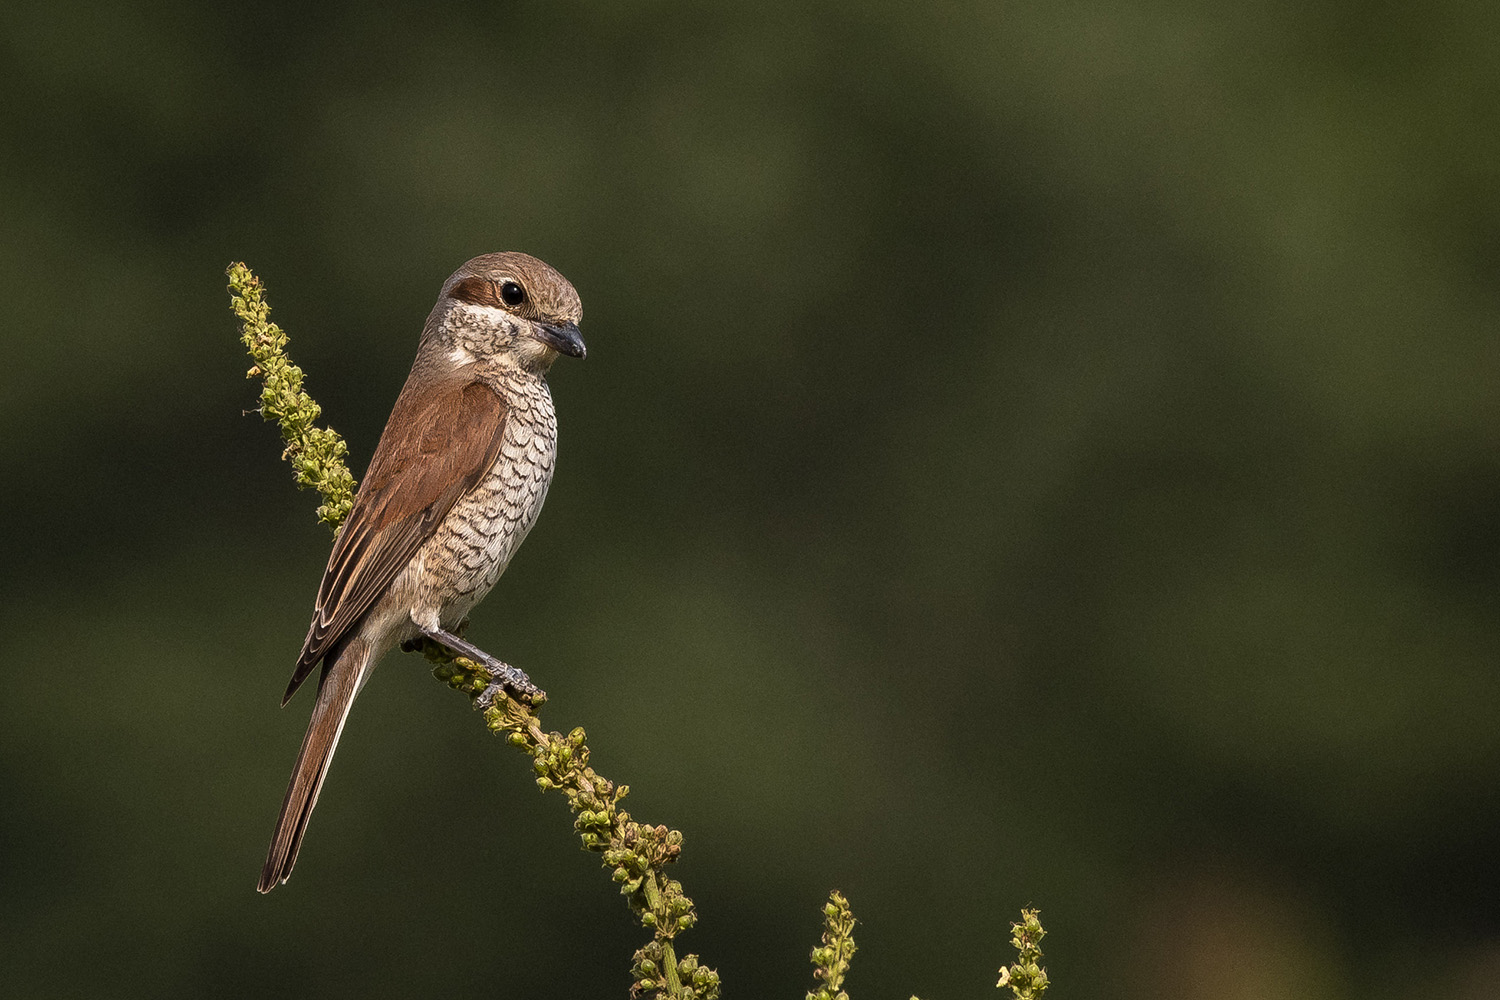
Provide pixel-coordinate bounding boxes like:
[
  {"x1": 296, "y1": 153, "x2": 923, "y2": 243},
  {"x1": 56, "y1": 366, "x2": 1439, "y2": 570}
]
[{"x1": 534, "y1": 320, "x2": 586, "y2": 359}]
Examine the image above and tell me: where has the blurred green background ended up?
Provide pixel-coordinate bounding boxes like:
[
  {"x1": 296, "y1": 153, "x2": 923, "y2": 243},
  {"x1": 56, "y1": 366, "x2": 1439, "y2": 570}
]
[{"x1": 2, "y1": 2, "x2": 1497, "y2": 997}]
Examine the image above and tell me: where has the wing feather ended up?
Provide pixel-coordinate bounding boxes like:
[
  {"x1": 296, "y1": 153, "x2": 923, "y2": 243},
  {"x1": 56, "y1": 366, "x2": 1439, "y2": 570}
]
[{"x1": 281, "y1": 367, "x2": 508, "y2": 704}]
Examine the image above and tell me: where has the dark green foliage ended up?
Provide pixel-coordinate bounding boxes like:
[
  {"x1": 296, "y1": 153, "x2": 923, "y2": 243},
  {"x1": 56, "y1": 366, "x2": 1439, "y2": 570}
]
[{"x1": 3, "y1": 4, "x2": 1497, "y2": 998}]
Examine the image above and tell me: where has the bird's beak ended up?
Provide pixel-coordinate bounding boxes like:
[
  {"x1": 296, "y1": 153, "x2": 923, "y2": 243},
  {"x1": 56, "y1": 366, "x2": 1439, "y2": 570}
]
[{"x1": 534, "y1": 321, "x2": 586, "y2": 359}]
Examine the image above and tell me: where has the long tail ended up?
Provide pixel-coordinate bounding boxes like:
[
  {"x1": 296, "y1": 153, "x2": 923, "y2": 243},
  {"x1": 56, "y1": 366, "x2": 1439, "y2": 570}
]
[{"x1": 258, "y1": 637, "x2": 372, "y2": 893}]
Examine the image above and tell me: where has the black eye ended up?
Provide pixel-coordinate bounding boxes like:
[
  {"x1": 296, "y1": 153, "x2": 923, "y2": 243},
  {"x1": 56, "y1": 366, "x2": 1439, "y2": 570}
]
[{"x1": 500, "y1": 281, "x2": 526, "y2": 307}]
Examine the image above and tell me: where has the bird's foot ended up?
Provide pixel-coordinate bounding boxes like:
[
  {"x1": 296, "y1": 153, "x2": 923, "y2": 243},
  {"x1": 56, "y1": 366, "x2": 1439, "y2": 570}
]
[
  {"x1": 475, "y1": 663, "x2": 542, "y2": 710},
  {"x1": 419, "y1": 626, "x2": 544, "y2": 706}
]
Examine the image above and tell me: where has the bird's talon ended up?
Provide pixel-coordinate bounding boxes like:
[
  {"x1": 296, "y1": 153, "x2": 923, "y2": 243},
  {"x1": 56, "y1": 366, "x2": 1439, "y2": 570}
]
[{"x1": 472, "y1": 661, "x2": 541, "y2": 707}]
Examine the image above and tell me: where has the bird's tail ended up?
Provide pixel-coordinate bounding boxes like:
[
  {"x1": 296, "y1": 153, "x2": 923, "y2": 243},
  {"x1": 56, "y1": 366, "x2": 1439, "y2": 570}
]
[{"x1": 258, "y1": 637, "x2": 372, "y2": 893}]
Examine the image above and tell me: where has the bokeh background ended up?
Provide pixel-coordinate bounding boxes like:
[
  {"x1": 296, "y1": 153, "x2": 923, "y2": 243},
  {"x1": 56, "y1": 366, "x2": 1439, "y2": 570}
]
[{"x1": 3, "y1": 2, "x2": 1497, "y2": 997}]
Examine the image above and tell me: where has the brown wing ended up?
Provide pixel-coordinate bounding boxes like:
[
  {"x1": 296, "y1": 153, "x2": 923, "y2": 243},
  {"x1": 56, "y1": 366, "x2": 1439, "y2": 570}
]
[{"x1": 281, "y1": 366, "x2": 509, "y2": 704}]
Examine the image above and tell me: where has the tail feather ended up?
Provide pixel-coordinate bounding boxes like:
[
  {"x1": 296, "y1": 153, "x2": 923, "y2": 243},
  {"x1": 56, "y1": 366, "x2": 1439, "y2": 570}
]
[{"x1": 258, "y1": 637, "x2": 372, "y2": 893}]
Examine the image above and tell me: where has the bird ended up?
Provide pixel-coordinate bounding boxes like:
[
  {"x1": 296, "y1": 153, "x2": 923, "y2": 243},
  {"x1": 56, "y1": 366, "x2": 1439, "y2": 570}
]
[{"x1": 257, "y1": 251, "x2": 586, "y2": 893}]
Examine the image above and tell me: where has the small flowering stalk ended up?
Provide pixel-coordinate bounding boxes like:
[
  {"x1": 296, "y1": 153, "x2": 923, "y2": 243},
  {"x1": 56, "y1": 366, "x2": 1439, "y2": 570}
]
[
  {"x1": 995, "y1": 909, "x2": 1049, "y2": 999},
  {"x1": 426, "y1": 648, "x2": 720, "y2": 1000},
  {"x1": 807, "y1": 891, "x2": 857, "y2": 1000},
  {"x1": 228, "y1": 262, "x2": 356, "y2": 529}
]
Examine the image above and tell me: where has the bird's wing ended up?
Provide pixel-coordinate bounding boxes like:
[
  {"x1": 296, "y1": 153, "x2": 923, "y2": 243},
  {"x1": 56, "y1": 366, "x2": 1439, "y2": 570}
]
[{"x1": 281, "y1": 366, "x2": 508, "y2": 704}]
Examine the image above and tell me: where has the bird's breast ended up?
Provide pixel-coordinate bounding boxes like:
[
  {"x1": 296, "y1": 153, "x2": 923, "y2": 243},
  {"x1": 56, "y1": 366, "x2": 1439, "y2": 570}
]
[{"x1": 417, "y1": 376, "x2": 559, "y2": 616}]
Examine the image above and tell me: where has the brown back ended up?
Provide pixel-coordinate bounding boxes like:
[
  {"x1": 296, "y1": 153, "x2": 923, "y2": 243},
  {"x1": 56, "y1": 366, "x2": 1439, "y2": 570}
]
[{"x1": 283, "y1": 364, "x2": 509, "y2": 703}]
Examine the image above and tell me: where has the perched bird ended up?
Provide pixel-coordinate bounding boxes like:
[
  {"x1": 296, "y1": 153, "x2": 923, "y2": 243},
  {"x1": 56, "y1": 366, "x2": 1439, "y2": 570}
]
[{"x1": 258, "y1": 252, "x2": 586, "y2": 893}]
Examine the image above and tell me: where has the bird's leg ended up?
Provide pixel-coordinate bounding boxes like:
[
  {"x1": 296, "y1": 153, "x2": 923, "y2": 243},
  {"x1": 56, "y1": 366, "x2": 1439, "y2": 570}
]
[{"x1": 418, "y1": 626, "x2": 543, "y2": 706}]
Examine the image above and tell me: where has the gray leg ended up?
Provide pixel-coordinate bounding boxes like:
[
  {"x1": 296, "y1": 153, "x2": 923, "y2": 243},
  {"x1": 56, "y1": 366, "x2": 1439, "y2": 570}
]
[{"x1": 420, "y1": 626, "x2": 542, "y2": 705}]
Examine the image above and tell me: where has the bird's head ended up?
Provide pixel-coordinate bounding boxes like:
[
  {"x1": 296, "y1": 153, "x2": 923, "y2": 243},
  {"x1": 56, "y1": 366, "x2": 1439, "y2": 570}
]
[{"x1": 429, "y1": 251, "x2": 585, "y2": 372}]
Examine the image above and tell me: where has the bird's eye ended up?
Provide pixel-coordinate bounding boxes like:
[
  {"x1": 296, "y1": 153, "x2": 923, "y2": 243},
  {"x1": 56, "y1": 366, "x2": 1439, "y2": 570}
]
[{"x1": 500, "y1": 281, "x2": 526, "y2": 306}]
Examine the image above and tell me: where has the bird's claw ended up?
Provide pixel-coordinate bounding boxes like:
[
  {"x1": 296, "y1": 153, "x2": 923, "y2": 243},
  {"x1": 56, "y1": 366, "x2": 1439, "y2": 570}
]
[
  {"x1": 475, "y1": 662, "x2": 542, "y2": 709},
  {"x1": 415, "y1": 626, "x2": 544, "y2": 707}
]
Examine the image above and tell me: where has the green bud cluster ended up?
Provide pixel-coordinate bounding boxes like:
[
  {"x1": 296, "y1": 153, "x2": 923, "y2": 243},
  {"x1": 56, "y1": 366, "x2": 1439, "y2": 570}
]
[
  {"x1": 806, "y1": 891, "x2": 857, "y2": 1000},
  {"x1": 631, "y1": 943, "x2": 720, "y2": 1000},
  {"x1": 995, "y1": 909, "x2": 1049, "y2": 999},
  {"x1": 227, "y1": 262, "x2": 356, "y2": 530},
  {"x1": 426, "y1": 645, "x2": 719, "y2": 999}
]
